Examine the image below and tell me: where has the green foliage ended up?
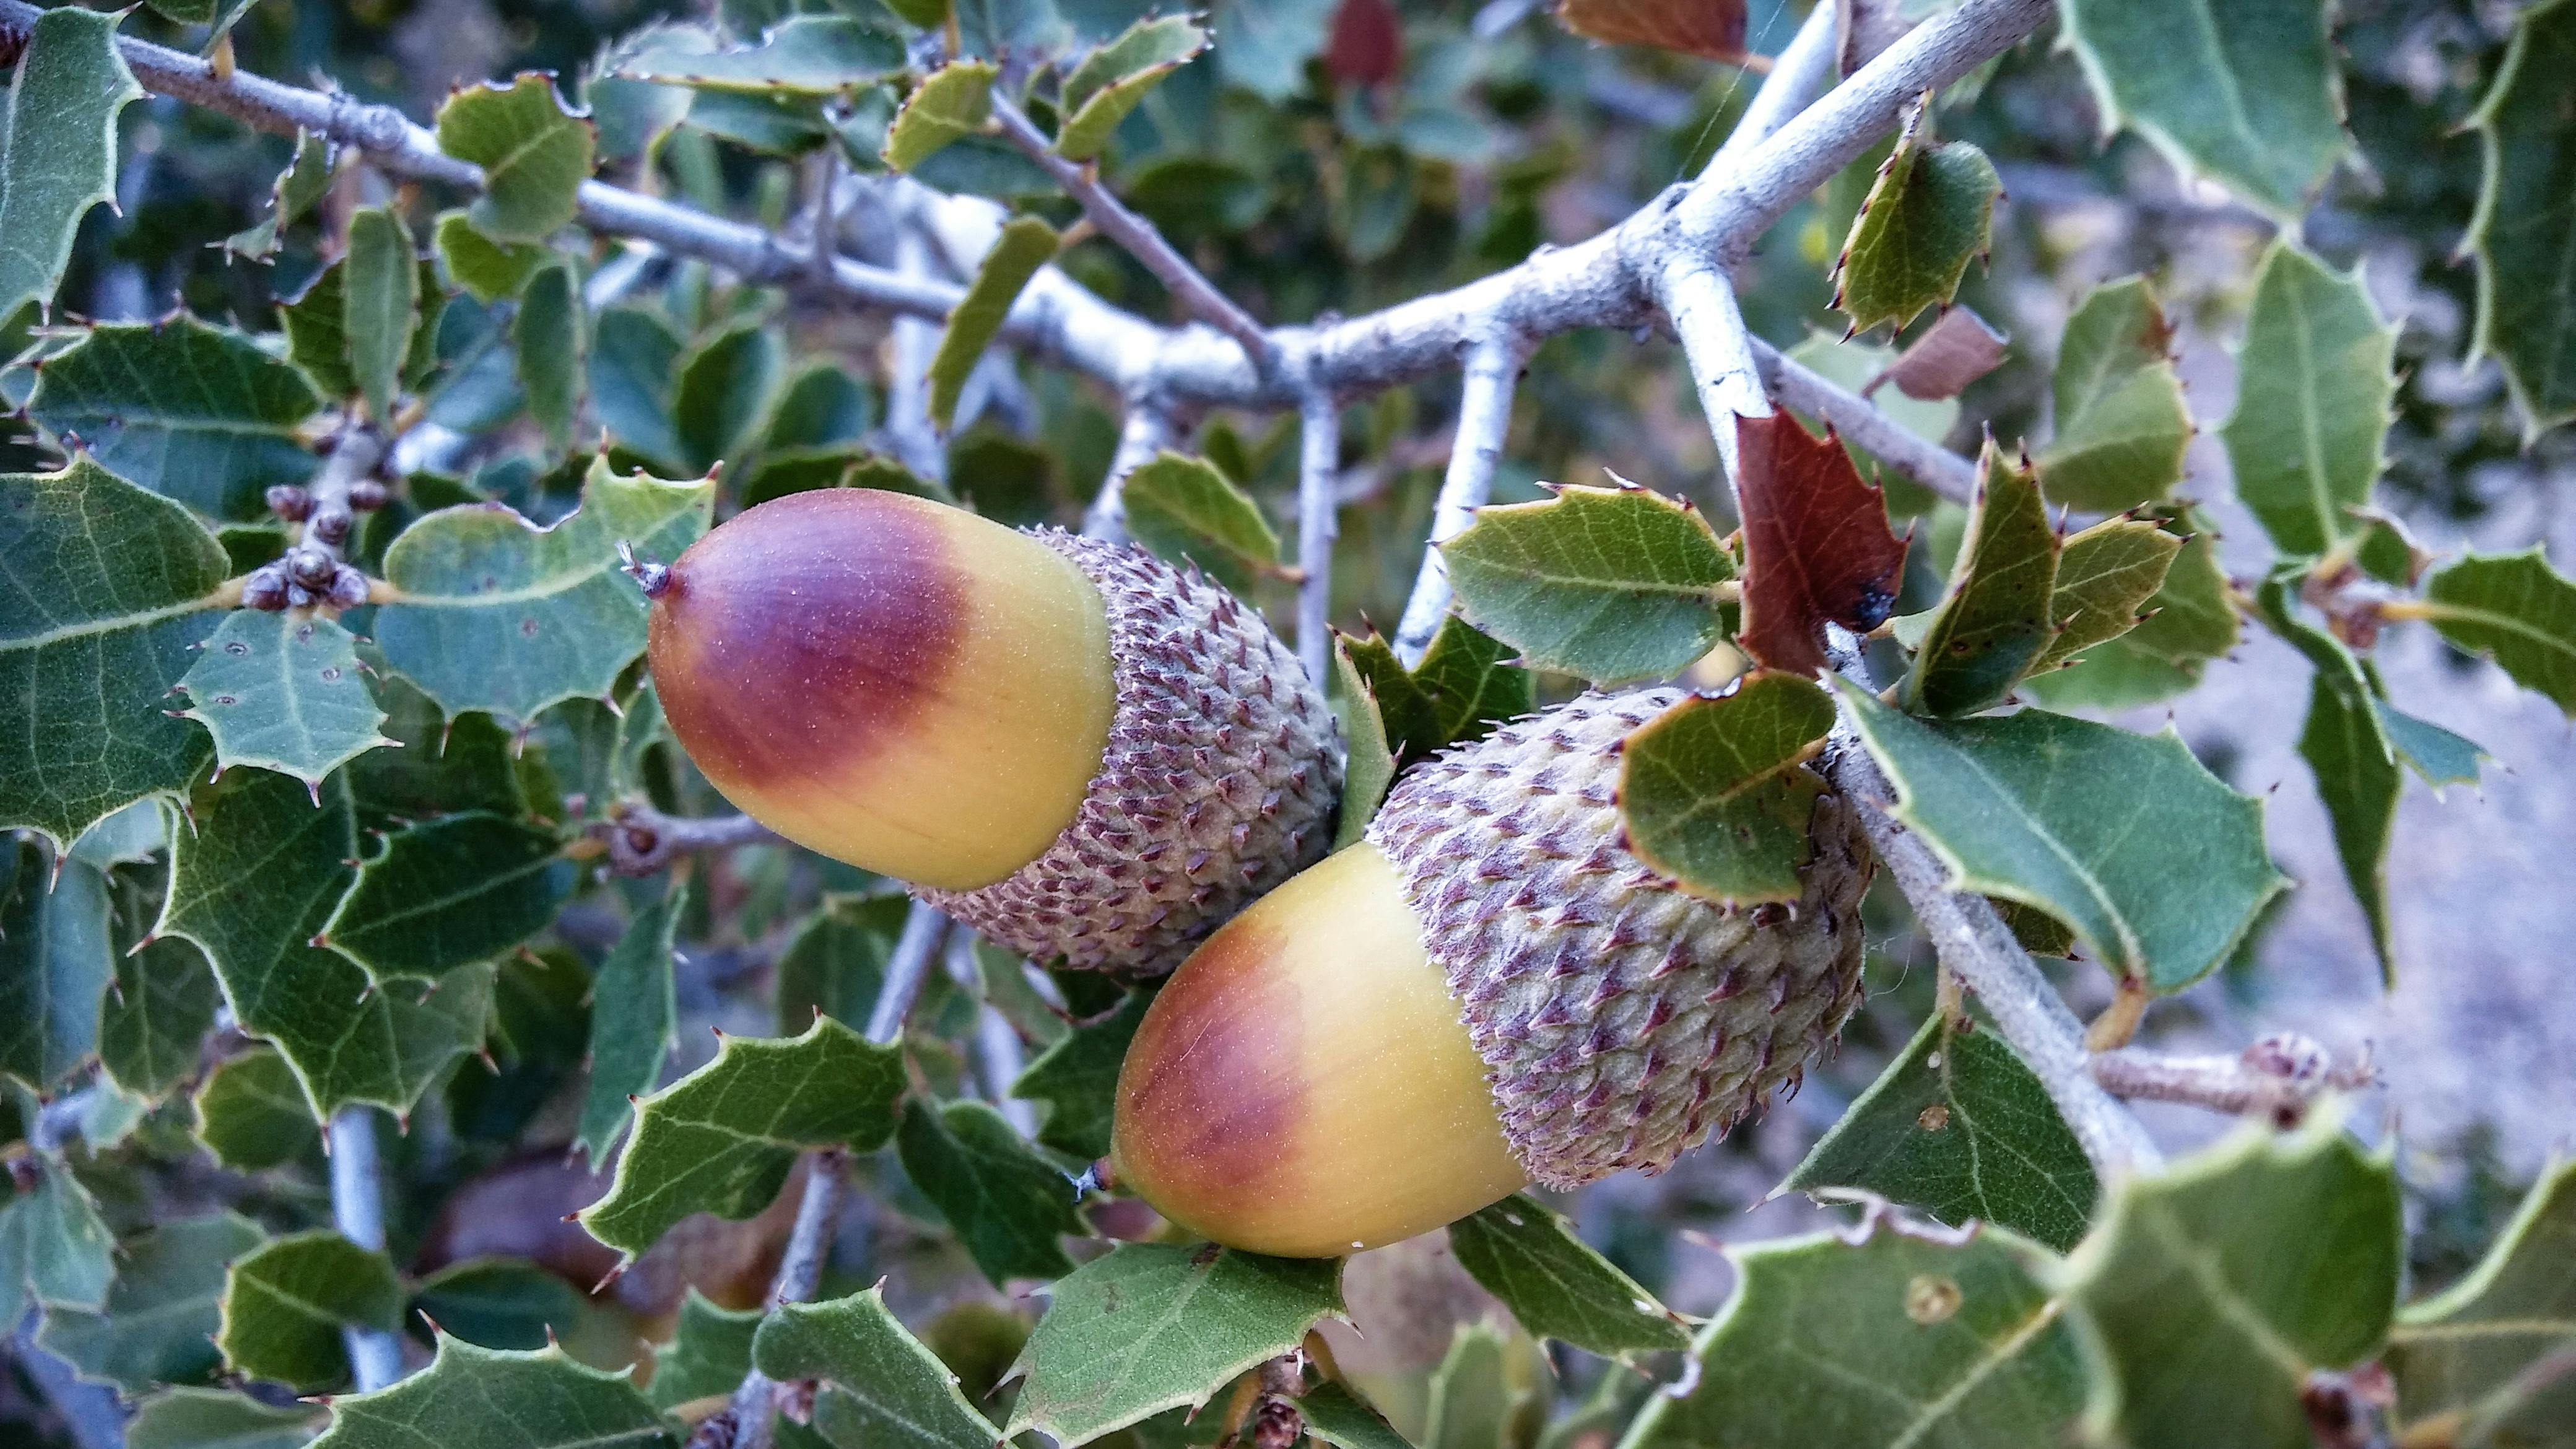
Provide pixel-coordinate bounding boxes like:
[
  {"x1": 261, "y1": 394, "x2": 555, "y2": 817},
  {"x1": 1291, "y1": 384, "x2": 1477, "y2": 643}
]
[
  {"x1": 1837, "y1": 683, "x2": 2288, "y2": 992},
  {"x1": 895, "y1": 1097, "x2": 1086, "y2": 1286},
  {"x1": 2387, "y1": 1157, "x2": 2576, "y2": 1445},
  {"x1": 614, "y1": 17, "x2": 905, "y2": 95},
  {"x1": 374, "y1": 459, "x2": 715, "y2": 723},
  {"x1": 2059, "y1": 0, "x2": 2348, "y2": 219},
  {"x1": 435, "y1": 211, "x2": 548, "y2": 304},
  {"x1": 192, "y1": 1046, "x2": 323, "y2": 1170},
  {"x1": 1783, "y1": 1009, "x2": 2098, "y2": 1252},
  {"x1": 1832, "y1": 113, "x2": 1999, "y2": 337},
  {"x1": 2415, "y1": 548, "x2": 2576, "y2": 714},
  {"x1": 1339, "y1": 620, "x2": 1533, "y2": 768},
  {"x1": 1302, "y1": 1382, "x2": 1416, "y2": 1449},
  {"x1": 1003, "y1": 1245, "x2": 1345, "y2": 1443},
  {"x1": 1121, "y1": 451, "x2": 1284, "y2": 594},
  {"x1": 217, "y1": 1229, "x2": 406, "y2": 1391},
  {"x1": 37, "y1": 1212, "x2": 264, "y2": 1393},
  {"x1": 580, "y1": 1016, "x2": 906, "y2": 1260},
  {"x1": 885, "y1": 63, "x2": 999, "y2": 172},
  {"x1": 0, "y1": 1158, "x2": 115, "y2": 1327},
  {"x1": 101, "y1": 936, "x2": 219, "y2": 1100},
  {"x1": 2466, "y1": 0, "x2": 2576, "y2": 437},
  {"x1": 2028, "y1": 518, "x2": 2180, "y2": 677},
  {"x1": 931, "y1": 216, "x2": 1059, "y2": 430},
  {"x1": 0, "y1": 7, "x2": 141, "y2": 324},
  {"x1": 28, "y1": 317, "x2": 322, "y2": 521},
  {"x1": 2021, "y1": 507, "x2": 2235, "y2": 710},
  {"x1": 1902, "y1": 446, "x2": 2056, "y2": 718},
  {"x1": 0, "y1": 841, "x2": 111, "y2": 1089},
  {"x1": 2223, "y1": 242, "x2": 2398, "y2": 559},
  {"x1": 324, "y1": 813, "x2": 573, "y2": 979},
  {"x1": 1447, "y1": 1196, "x2": 1689, "y2": 1357},
  {"x1": 2054, "y1": 1117, "x2": 2401, "y2": 1449},
  {"x1": 180, "y1": 611, "x2": 393, "y2": 789},
  {"x1": 1624, "y1": 1215, "x2": 2086, "y2": 1449},
  {"x1": 1059, "y1": 17, "x2": 1210, "y2": 162},
  {"x1": 346, "y1": 207, "x2": 420, "y2": 423},
  {"x1": 0, "y1": 457, "x2": 228, "y2": 851},
  {"x1": 310, "y1": 1336, "x2": 677, "y2": 1449},
  {"x1": 754, "y1": 1286, "x2": 998, "y2": 1449},
  {"x1": 646, "y1": 1292, "x2": 764, "y2": 1410},
  {"x1": 437, "y1": 76, "x2": 596, "y2": 245},
  {"x1": 1009, "y1": 990, "x2": 1150, "y2": 1163},
  {"x1": 409, "y1": 1258, "x2": 585, "y2": 1352},
  {"x1": 1614, "y1": 672, "x2": 1835, "y2": 905},
  {"x1": 517, "y1": 259, "x2": 589, "y2": 451},
  {"x1": 773, "y1": 892, "x2": 908, "y2": 1035},
  {"x1": 1443, "y1": 482, "x2": 1734, "y2": 684},
  {"x1": 1328, "y1": 637, "x2": 1399, "y2": 848},
  {"x1": 577, "y1": 876, "x2": 687, "y2": 1162},
  {"x1": 127, "y1": 1389, "x2": 323, "y2": 1449},
  {"x1": 2034, "y1": 277, "x2": 2191, "y2": 511}
]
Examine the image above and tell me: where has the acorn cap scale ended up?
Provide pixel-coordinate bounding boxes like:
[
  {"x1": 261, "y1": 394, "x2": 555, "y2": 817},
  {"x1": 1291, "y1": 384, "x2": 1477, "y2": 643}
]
[{"x1": 1112, "y1": 689, "x2": 1873, "y2": 1255}]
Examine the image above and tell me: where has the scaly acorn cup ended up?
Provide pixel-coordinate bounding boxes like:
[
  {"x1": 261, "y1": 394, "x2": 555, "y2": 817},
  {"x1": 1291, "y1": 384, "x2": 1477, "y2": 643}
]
[
  {"x1": 1110, "y1": 689, "x2": 1874, "y2": 1256},
  {"x1": 645, "y1": 489, "x2": 1342, "y2": 973}
]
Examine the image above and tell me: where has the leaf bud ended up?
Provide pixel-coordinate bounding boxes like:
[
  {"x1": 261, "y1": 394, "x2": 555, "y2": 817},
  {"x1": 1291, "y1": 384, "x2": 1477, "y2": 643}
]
[
  {"x1": 310, "y1": 505, "x2": 353, "y2": 544},
  {"x1": 240, "y1": 566, "x2": 289, "y2": 611},
  {"x1": 347, "y1": 477, "x2": 390, "y2": 511},
  {"x1": 326, "y1": 565, "x2": 370, "y2": 610},
  {"x1": 266, "y1": 483, "x2": 313, "y2": 521},
  {"x1": 286, "y1": 546, "x2": 338, "y2": 588}
]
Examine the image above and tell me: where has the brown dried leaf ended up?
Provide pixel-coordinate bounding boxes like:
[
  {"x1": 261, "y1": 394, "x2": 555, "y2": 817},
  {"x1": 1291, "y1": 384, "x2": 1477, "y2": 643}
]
[
  {"x1": 1873, "y1": 305, "x2": 2009, "y2": 402},
  {"x1": 1325, "y1": 0, "x2": 1403, "y2": 86},
  {"x1": 1557, "y1": 0, "x2": 1751, "y2": 64},
  {"x1": 1736, "y1": 411, "x2": 1910, "y2": 676},
  {"x1": 1835, "y1": 0, "x2": 1917, "y2": 77}
]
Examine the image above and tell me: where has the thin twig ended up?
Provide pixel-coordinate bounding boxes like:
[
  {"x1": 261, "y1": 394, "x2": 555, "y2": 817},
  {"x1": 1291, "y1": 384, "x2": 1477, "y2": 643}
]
[
  {"x1": 708, "y1": 1149, "x2": 851, "y2": 1449},
  {"x1": 592, "y1": 803, "x2": 781, "y2": 876},
  {"x1": 1393, "y1": 333, "x2": 1525, "y2": 666},
  {"x1": 1703, "y1": 0, "x2": 1844, "y2": 178},
  {"x1": 1085, "y1": 401, "x2": 1178, "y2": 544},
  {"x1": 884, "y1": 226, "x2": 948, "y2": 482},
  {"x1": 1296, "y1": 384, "x2": 1341, "y2": 684},
  {"x1": 988, "y1": 98, "x2": 1274, "y2": 367},
  {"x1": 1754, "y1": 337, "x2": 1977, "y2": 505},
  {"x1": 2091, "y1": 1035, "x2": 2377, "y2": 1128},
  {"x1": 864, "y1": 903, "x2": 949, "y2": 1045},
  {"x1": 328, "y1": 1107, "x2": 407, "y2": 1392},
  {"x1": 946, "y1": 930, "x2": 1038, "y2": 1136}
]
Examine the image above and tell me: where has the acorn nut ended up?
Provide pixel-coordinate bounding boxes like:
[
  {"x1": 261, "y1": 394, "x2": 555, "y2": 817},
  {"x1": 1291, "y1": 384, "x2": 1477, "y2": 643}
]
[
  {"x1": 646, "y1": 489, "x2": 1343, "y2": 974},
  {"x1": 1110, "y1": 689, "x2": 1875, "y2": 1256}
]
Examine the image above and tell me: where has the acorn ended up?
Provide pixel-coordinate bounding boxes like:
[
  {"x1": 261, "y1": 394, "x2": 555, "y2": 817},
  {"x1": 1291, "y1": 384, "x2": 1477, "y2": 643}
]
[
  {"x1": 645, "y1": 489, "x2": 1342, "y2": 974},
  {"x1": 1110, "y1": 689, "x2": 1874, "y2": 1256}
]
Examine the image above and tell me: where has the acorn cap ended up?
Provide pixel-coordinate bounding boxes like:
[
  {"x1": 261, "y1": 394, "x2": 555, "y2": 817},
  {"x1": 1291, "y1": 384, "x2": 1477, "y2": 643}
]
[
  {"x1": 1365, "y1": 687, "x2": 1873, "y2": 1189},
  {"x1": 921, "y1": 531, "x2": 1344, "y2": 975}
]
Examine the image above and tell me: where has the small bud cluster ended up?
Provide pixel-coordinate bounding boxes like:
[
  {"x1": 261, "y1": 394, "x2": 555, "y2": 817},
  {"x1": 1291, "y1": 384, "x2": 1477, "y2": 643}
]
[{"x1": 244, "y1": 468, "x2": 392, "y2": 612}]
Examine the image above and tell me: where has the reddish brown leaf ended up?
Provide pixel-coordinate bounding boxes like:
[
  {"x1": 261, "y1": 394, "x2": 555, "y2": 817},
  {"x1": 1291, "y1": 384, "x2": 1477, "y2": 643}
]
[
  {"x1": 1871, "y1": 305, "x2": 2010, "y2": 402},
  {"x1": 1557, "y1": 0, "x2": 1752, "y2": 64},
  {"x1": 1736, "y1": 410, "x2": 1910, "y2": 676},
  {"x1": 1325, "y1": 0, "x2": 1404, "y2": 87}
]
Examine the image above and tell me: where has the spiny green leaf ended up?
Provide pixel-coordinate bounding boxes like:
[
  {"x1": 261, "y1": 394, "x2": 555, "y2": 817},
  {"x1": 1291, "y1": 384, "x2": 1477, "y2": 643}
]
[
  {"x1": 216, "y1": 1229, "x2": 405, "y2": 1393},
  {"x1": 349, "y1": 670, "x2": 527, "y2": 830},
  {"x1": 1009, "y1": 989, "x2": 1149, "y2": 1164},
  {"x1": 1781, "y1": 1009, "x2": 2097, "y2": 1251},
  {"x1": 102, "y1": 936, "x2": 219, "y2": 1101},
  {"x1": 1616, "y1": 672, "x2": 1835, "y2": 906},
  {"x1": 616, "y1": 15, "x2": 905, "y2": 95},
  {"x1": 1120, "y1": 450, "x2": 1281, "y2": 594},
  {"x1": 2034, "y1": 277, "x2": 2190, "y2": 512},
  {"x1": 1621, "y1": 1215, "x2": 2083, "y2": 1449},
  {"x1": 436, "y1": 75, "x2": 596, "y2": 245},
  {"x1": 883, "y1": 61, "x2": 998, "y2": 172},
  {"x1": 2053, "y1": 1115, "x2": 2401, "y2": 1449},
  {"x1": 433, "y1": 211, "x2": 549, "y2": 304},
  {"x1": 579, "y1": 1015, "x2": 906, "y2": 1261},
  {"x1": 159, "y1": 770, "x2": 497, "y2": 1118},
  {"x1": 645, "y1": 1291, "x2": 764, "y2": 1411},
  {"x1": 2223, "y1": 242, "x2": 2398, "y2": 559},
  {"x1": 1058, "y1": 16, "x2": 1209, "y2": 162},
  {"x1": 278, "y1": 259, "x2": 359, "y2": 399},
  {"x1": 895, "y1": 1097, "x2": 1086, "y2": 1287},
  {"x1": 2371, "y1": 694, "x2": 2487, "y2": 792},
  {"x1": 2387, "y1": 1156, "x2": 2576, "y2": 1447},
  {"x1": 1447, "y1": 1194, "x2": 1688, "y2": 1357},
  {"x1": 1424, "y1": 1323, "x2": 1524, "y2": 1449},
  {"x1": 407, "y1": 1258, "x2": 585, "y2": 1352},
  {"x1": 516, "y1": 259, "x2": 589, "y2": 451},
  {"x1": 1302, "y1": 1382, "x2": 1416, "y2": 1449},
  {"x1": 2029, "y1": 517, "x2": 2180, "y2": 677},
  {"x1": 2298, "y1": 671, "x2": 2401, "y2": 982},
  {"x1": 0, "y1": 7, "x2": 142, "y2": 323},
  {"x1": 1443, "y1": 482, "x2": 1734, "y2": 685},
  {"x1": 309, "y1": 1336, "x2": 678, "y2": 1449},
  {"x1": 930, "y1": 216, "x2": 1058, "y2": 432},
  {"x1": 27, "y1": 317, "x2": 324, "y2": 520},
  {"x1": 773, "y1": 892, "x2": 908, "y2": 1037},
  {"x1": 322, "y1": 813, "x2": 574, "y2": 980},
  {"x1": 0, "y1": 1159, "x2": 116, "y2": 1326},
  {"x1": 37, "y1": 1212, "x2": 265, "y2": 1393},
  {"x1": 1003, "y1": 1244, "x2": 1345, "y2": 1443},
  {"x1": 754, "y1": 1285, "x2": 998, "y2": 1449},
  {"x1": 224, "y1": 131, "x2": 333, "y2": 262},
  {"x1": 672, "y1": 320, "x2": 785, "y2": 472},
  {"x1": 0, "y1": 458, "x2": 228, "y2": 850},
  {"x1": 2058, "y1": 0, "x2": 2347, "y2": 219},
  {"x1": 180, "y1": 611, "x2": 393, "y2": 790},
  {"x1": 1327, "y1": 637, "x2": 1398, "y2": 850},
  {"x1": 1214, "y1": 0, "x2": 1333, "y2": 102},
  {"x1": 1411, "y1": 617, "x2": 1536, "y2": 752},
  {"x1": 1903, "y1": 445, "x2": 2057, "y2": 717},
  {"x1": 575, "y1": 875, "x2": 688, "y2": 1163},
  {"x1": 1835, "y1": 684, "x2": 2287, "y2": 992},
  {"x1": 0, "y1": 842, "x2": 112, "y2": 1090},
  {"x1": 2466, "y1": 0, "x2": 2576, "y2": 439},
  {"x1": 345, "y1": 207, "x2": 419, "y2": 423},
  {"x1": 127, "y1": 1388, "x2": 323, "y2": 1449},
  {"x1": 1832, "y1": 109, "x2": 1999, "y2": 336},
  {"x1": 2415, "y1": 548, "x2": 2576, "y2": 715},
  {"x1": 71, "y1": 797, "x2": 168, "y2": 869},
  {"x1": 2021, "y1": 505, "x2": 2235, "y2": 710},
  {"x1": 192, "y1": 1045, "x2": 323, "y2": 1171},
  {"x1": 375, "y1": 458, "x2": 715, "y2": 723}
]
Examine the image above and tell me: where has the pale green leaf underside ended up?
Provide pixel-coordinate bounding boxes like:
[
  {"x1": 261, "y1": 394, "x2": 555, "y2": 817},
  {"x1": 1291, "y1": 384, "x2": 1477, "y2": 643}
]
[
  {"x1": 181, "y1": 611, "x2": 393, "y2": 788},
  {"x1": 2222, "y1": 242, "x2": 2398, "y2": 559},
  {"x1": 615, "y1": 16, "x2": 905, "y2": 95},
  {"x1": 1442, "y1": 483, "x2": 1733, "y2": 685}
]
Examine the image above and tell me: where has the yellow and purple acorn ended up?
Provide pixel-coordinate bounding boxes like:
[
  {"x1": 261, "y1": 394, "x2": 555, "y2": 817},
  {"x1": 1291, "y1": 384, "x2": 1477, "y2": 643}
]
[
  {"x1": 1110, "y1": 689, "x2": 1874, "y2": 1256},
  {"x1": 645, "y1": 489, "x2": 1342, "y2": 974}
]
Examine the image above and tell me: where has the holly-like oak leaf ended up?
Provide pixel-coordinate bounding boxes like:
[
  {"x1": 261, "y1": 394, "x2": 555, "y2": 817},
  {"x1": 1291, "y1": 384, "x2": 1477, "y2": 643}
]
[{"x1": 1734, "y1": 410, "x2": 1909, "y2": 676}]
